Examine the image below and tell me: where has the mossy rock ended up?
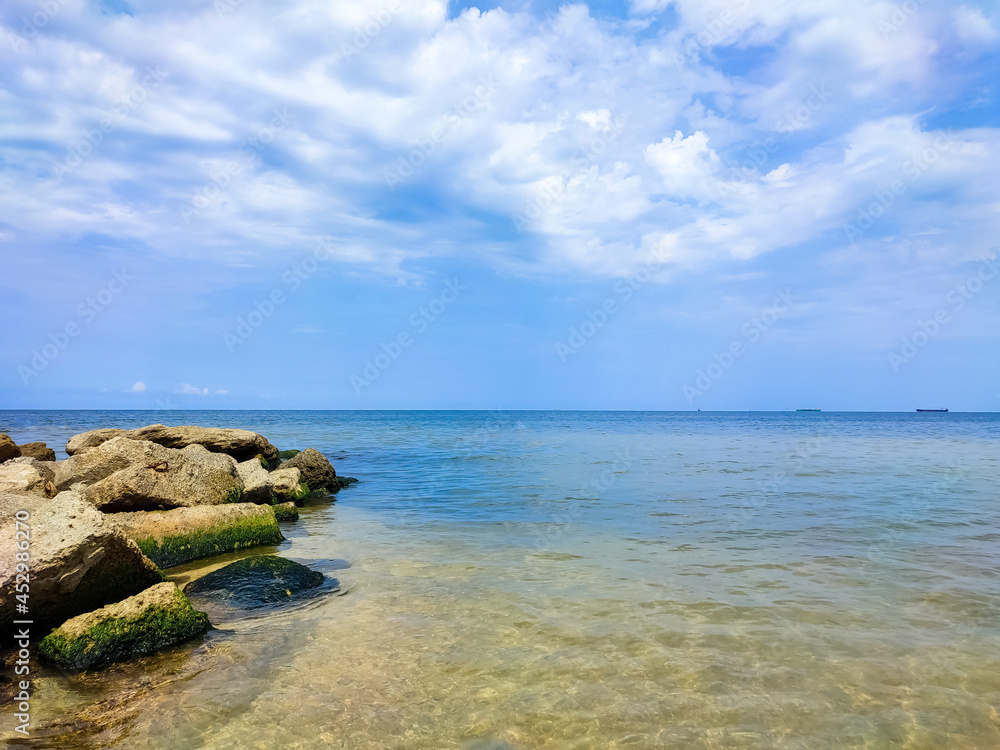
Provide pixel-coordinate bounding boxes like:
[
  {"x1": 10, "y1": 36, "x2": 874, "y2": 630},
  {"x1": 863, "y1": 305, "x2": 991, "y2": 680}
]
[
  {"x1": 110, "y1": 504, "x2": 284, "y2": 569},
  {"x1": 184, "y1": 555, "x2": 326, "y2": 609},
  {"x1": 38, "y1": 582, "x2": 210, "y2": 672},
  {"x1": 272, "y1": 501, "x2": 299, "y2": 522},
  {"x1": 276, "y1": 449, "x2": 301, "y2": 459}
]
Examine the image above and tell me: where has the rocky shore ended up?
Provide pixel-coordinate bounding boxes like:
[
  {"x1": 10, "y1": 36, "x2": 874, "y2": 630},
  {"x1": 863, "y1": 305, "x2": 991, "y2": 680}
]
[{"x1": 0, "y1": 425, "x2": 355, "y2": 695}]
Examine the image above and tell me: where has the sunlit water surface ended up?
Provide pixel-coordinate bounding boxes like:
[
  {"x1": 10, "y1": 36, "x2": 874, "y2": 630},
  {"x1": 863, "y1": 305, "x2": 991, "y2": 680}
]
[{"x1": 2, "y1": 410, "x2": 999, "y2": 749}]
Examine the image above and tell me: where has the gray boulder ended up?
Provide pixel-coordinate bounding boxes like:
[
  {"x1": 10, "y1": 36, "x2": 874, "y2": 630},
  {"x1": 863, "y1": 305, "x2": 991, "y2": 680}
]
[
  {"x1": 235, "y1": 458, "x2": 275, "y2": 504},
  {"x1": 54, "y1": 437, "x2": 243, "y2": 510},
  {"x1": 0, "y1": 434, "x2": 20, "y2": 462},
  {"x1": 134, "y1": 424, "x2": 278, "y2": 462},
  {"x1": 0, "y1": 492, "x2": 164, "y2": 630},
  {"x1": 82, "y1": 448, "x2": 243, "y2": 512},
  {"x1": 65, "y1": 428, "x2": 131, "y2": 455},
  {"x1": 270, "y1": 467, "x2": 309, "y2": 502},
  {"x1": 65, "y1": 425, "x2": 278, "y2": 462},
  {"x1": 54, "y1": 436, "x2": 166, "y2": 490},
  {"x1": 280, "y1": 448, "x2": 337, "y2": 491},
  {"x1": 0, "y1": 463, "x2": 53, "y2": 496},
  {"x1": 3, "y1": 456, "x2": 56, "y2": 483}
]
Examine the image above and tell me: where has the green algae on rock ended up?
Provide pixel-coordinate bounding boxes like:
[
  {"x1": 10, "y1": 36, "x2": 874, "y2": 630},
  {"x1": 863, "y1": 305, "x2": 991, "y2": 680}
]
[
  {"x1": 107, "y1": 503, "x2": 284, "y2": 569},
  {"x1": 184, "y1": 555, "x2": 325, "y2": 609},
  {"x1": 38, "y1": 582, "x2": 210, "y2": 672},
  {"x1": 270, "y1": 466, "x2": 311, "y2": 503},
  {"x1": 272, "y1": 501, "x2": 299, "y2": 522}
]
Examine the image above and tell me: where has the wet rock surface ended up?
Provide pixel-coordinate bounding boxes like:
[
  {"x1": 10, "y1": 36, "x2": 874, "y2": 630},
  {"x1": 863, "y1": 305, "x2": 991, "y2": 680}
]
[{"x1": 184, "y1": 555, "x2": 329, "y2": 610}]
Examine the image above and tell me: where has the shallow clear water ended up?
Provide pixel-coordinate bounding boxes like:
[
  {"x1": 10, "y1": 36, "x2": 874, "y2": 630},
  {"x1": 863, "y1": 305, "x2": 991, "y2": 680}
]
[{"x1": 3, "y1": 410, "x2": 999, "y2": 749}]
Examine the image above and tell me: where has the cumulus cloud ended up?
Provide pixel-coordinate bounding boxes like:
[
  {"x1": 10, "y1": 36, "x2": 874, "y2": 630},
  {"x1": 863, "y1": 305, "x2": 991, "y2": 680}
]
[
  {"x1": 0, "y1": 0, "x2": 996, "y2": 286},
  {"x1": 129, "y1": 381, "x2": 146, "y2": 392}
]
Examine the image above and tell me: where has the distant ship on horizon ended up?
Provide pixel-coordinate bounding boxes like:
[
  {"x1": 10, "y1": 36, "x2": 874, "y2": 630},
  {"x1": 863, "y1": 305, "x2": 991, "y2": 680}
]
[
  {"x1": 796, "y1": 408, "x2": 821, "y2": 412},
  {"x1": 916, "y1": 408, "x2": 949, "y2": 412}
]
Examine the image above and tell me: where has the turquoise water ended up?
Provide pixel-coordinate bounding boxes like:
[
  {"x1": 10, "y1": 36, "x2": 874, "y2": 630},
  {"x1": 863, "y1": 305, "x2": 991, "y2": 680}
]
[{"x1": 3, "y1": 411, "x2": 999, "y2": 749}]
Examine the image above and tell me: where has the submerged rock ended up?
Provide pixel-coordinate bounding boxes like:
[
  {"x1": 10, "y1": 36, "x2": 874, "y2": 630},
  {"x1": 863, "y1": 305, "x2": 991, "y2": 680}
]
[
  {"x1": 0, "y1": 434, "x2": 20, "y2": 462},
  {"x1": 106, "y1": 503, "x2": 284, "y2": 568},
  {"x1": 275, "y1": 449, "x2": 300, "y2": 459},
  {"x1": 38, "y1": 582, "x2": 210, "y2": 672},
  {"x1": 55, "y1": 437, "x2": 244, "y2": 511},
  {"x1": 0, "y1": 492, "x2": 164, "y2": 630},
  {"x1": 17, "y1": 441, "x2": 57, "y2": 461},
  {"x1": 184, "y1": 555, "x2": 325, "y2": 608},
  {"x1": 279, "y1": 448, "x2": 336, "y2": 491},
  {"x1": 66, "y1": 425, "x2": 277, "y2": 462}
]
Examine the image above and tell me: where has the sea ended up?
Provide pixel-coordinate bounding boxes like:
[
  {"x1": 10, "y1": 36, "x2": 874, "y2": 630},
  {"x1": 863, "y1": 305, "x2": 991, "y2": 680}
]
[{"x1": 2, "y1": 410, "x2": 998, "y2": 750}]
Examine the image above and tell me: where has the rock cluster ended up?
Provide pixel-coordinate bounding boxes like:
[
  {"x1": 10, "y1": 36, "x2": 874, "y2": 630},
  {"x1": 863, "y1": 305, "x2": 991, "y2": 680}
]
[
  {"x1": 0, "y1": 435, "x2": 58, "y2": 463},
  {"x1": 0, "y1": 425, "x2": 356, "y2": 673}
]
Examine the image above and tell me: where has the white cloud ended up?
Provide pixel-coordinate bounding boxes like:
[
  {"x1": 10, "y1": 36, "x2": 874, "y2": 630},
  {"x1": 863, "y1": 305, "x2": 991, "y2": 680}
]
[
  {"x1": 954, "y1": 6, "x2": 997, "y2": 42},
  {"x1": 129, "y1": 381, "x2": 146, "y2": 392},
  {"x1": 175, "y1": 383, "x2": 210, "y2": 395},
  {"x1": 645, "y1": 131, "x2": 721, "y2": 202},
  {"x1": 0, "y1": 0, "x2": 996, "y2": 285}
]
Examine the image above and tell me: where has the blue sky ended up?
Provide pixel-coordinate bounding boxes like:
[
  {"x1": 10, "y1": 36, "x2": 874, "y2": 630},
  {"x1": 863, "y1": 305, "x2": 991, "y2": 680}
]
[{"x1": 1, "y1": 0, "x2": 998, "y2": 410}]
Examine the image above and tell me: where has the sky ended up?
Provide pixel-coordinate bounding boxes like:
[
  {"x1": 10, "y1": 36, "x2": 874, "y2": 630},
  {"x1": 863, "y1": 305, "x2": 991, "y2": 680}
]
[{"x1": 1, "y1": 0, "x2": 998, "y2": 411}]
